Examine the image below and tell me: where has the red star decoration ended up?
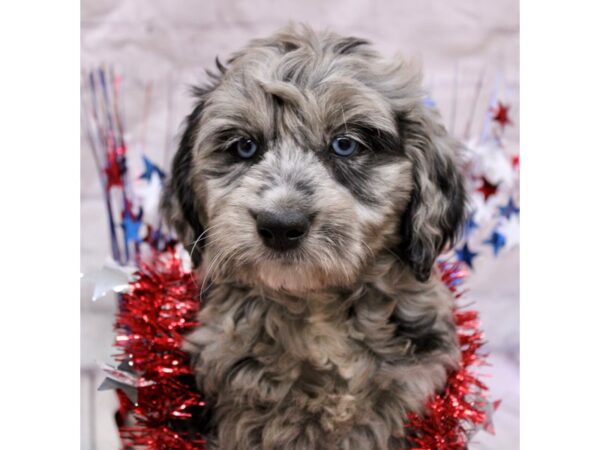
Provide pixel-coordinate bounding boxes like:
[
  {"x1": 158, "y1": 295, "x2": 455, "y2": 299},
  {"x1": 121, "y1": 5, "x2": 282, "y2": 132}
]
[
  {"x1": 477, "y1": 177, "x2": 498, "y2": 201},
  {"x1": 104, "y1": 157, "x2": 122, "y2": 190},
  {"x1": 491, "y1": 101, "x2": 512, "y2": 128},
  {"x1": 511, "y1": 154, "x2": 520, "y2": 169}
]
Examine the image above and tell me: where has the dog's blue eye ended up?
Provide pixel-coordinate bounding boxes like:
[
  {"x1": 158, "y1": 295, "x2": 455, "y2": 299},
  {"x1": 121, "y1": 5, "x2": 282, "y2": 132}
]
[
  {"x1": 236, "y1": 138, "x2": 258, "y2": 159},
  {"x1": 331, "y1": 136, "x2": 358, "y2": 157}
]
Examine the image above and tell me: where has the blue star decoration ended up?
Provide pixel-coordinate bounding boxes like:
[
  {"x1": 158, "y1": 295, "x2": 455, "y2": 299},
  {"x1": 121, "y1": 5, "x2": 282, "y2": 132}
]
[
  {"x1": 139, "y1": 156, "x2": 165, "y2": 181},
  {"x1": 484, "y1": 230, "x2": 507, "y2": 256},
  {"x1": 455, "y1": 243, "x2": 478, "y2": 268},
  {"x1": 499, "y1": 198, "x2": 520, "y2": 219},
  {"x1": 463, "y1": 213, "x2": 479, "y2": 238},
  {"x1": 122, "y1": 210, "x2": 143, "y2": 243}
]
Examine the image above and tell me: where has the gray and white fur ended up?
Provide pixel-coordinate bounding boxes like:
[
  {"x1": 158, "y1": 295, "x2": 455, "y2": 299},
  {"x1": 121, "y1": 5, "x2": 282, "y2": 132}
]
[{"x1": 161, "y1": 24, "x2": 467, "y2": 450}]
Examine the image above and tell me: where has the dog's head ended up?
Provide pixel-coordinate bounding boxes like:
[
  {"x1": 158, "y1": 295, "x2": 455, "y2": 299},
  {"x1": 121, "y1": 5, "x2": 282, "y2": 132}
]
[{"x1": 162, "y1": 25, "x2": 466, "y2": 292}]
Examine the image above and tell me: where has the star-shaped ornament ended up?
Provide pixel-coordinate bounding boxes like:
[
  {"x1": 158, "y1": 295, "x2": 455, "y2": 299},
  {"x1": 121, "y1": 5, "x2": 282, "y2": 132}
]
[
  {"x1": 491, "y1": 101, "x2": 512, "y2": 128},
  {"x1": 511, "y1": 154, "x2": 520, "y2": 169},
  {"x1": 81, "y1": 260, "x2": 136, "y2": 301},
  {"x1": 139, "y1": 156, "x2": 165, "y2": 181},
  {"x1": 97, "y1": 361, "x2": 155, "y2": 404},
  {"x1": 455, "y1": 243, "x2": 478, "y2": 268},
  {"x1": 484, "y1": 230, "x2": 507, "y2": 256},
  {"x1": 104, "y1": 152, "x2": 123, "y2": 190},
  {"x1": 477, "y1": 177, "x2": 499, "y2": 201},
  {"x1": 122, "y1": 210, "x2": 143, "y2": 243},
  {"x1": 499, "y1": 198, "x2": 520, "y2": 219},
  {"x1": 474, "y1": 398, "x2": 502, "y2": 436}
]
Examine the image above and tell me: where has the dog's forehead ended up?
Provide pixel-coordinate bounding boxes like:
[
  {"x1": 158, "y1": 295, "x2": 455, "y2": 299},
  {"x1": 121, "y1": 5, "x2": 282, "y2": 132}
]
[{"x1": 204, "y1": 54, "x2": 398, "y2": 145}]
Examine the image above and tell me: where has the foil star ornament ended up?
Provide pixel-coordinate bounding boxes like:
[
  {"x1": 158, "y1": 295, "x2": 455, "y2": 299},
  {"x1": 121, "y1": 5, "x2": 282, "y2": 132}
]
[
  {"x1": 511, "y1": 154, "x2": 520, "y2": 169},
  {"x1": 455, "y1": 243, "x2": 478, "y2": 268},
  {"x1": 122, "y1": 210, "x2": 143, "y2": 243},
  {"x1": 472, "y1": 399, "x2": 502, "y2": 436},
  {"x1": 499, "y1": 197, "x2": 520, "y2": 219},
  {"x1": 491, "y1": 101, "x2": 512, "y2": 128},
  {"x1": 98, "y1": 361, "x2": 155, "y2": 404},
  {"x1": 139, "y1": 155, "x2": 165, "y2": 181},
  {"x1": 484, "y1": 399, "x2": 503, "y2": 434},
  {"x1": 484, "y1": 230, "x2": 507, "y2": 256},
  {"x1": 104, "y1": 150, "x2": 124, "y2": 190},
  {"x1": 477, "y1": 177, "x2": 499, "y2": 201},
  {"x1": 82, "y1": 260, "x2": 136, "y2": 301}
]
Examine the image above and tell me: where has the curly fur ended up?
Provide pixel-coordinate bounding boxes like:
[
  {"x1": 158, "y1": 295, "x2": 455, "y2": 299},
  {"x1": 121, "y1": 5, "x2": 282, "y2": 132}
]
[{"x1": 161, "y1": 24, "x2": 467, "y2": 450}]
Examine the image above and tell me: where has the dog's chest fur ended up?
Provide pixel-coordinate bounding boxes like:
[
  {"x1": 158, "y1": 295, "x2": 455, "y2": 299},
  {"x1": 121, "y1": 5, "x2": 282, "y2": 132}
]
[
  {"x1": 299, "y1": 305, "x2": 358, "y2": 377},
  {"x1": 185, "y1": 271, "x2": 459, "y2": 450}
]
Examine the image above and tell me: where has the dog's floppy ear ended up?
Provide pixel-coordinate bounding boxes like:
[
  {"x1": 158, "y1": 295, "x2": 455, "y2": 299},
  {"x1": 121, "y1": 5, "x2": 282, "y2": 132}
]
[
  {"x1": 395, "y1": 105, "x2": 467, "y2": 282},
  {"x1": 161, "y1": 99, "x2": 206, "y2": 266},
  {"x1": 161, "y1": 60, "x2": 225, "y2": 266}
]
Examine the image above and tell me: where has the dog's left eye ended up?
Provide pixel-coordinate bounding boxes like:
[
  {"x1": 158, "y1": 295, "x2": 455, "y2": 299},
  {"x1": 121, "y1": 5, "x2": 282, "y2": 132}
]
[
  {"x1": 330, "y1": 136, "x2": 358, "y2": 157},
  {"x1": 235, "y1": 138, "x2": 258, "y2": 159}
]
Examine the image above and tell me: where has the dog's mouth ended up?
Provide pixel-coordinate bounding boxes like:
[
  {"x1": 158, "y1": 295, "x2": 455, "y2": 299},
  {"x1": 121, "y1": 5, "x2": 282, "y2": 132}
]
[
  {"x1": 202, "y1": 239, "x2": 358, "y2": 293},
  {"x1": 261, "y1": 246, "x2": 306, "y2": 264},
  {"x1": 255, "y1": 260, "x2": 329, "y2": 292}
]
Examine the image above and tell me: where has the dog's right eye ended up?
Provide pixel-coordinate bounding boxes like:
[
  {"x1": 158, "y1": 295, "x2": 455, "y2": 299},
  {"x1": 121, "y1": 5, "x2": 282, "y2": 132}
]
[
  {"x1": 330, "y1": 136, "x2": 358, "y2": 157},
  {"x1": 235, "y1": 138, "x2": 258, "y2": 159}
]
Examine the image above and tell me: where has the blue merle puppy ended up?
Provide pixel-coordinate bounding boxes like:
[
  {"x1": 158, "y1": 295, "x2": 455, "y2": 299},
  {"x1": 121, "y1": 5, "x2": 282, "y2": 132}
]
[{"x1": 161, "y1": 24, "x2": 467, "y2": 450}]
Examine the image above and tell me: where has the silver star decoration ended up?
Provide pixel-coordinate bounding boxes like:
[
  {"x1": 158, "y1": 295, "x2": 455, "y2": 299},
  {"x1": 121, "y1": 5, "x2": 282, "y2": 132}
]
[
  {"x1": 81, "y1": 259, "x2": 137, "y2": 301},
  {"x1": 97, "y1": 361, "x2": 155, "y2": 405}
]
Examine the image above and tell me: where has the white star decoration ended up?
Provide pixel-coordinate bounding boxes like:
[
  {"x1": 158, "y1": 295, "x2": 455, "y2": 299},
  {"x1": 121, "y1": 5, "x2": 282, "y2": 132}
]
[{"x1": 81, "y1": 259, "x2": 137, "y2": 301}]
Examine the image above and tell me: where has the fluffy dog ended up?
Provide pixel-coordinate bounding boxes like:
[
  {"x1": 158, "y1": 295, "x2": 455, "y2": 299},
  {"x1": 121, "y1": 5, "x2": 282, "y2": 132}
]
[{"x1": 161, "y1": 24, "x2": 466, "y2": 450}]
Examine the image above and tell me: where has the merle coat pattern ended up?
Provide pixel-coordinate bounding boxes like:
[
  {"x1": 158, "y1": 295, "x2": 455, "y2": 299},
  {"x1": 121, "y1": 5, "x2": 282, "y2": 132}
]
[{"x1": 161, "y1": 24, "x2": 467, "y2": 450}]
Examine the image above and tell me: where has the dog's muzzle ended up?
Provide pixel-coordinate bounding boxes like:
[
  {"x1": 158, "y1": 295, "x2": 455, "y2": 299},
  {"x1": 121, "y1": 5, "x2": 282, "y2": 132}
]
[{"x1": 255, "y1": 209, "x2": 309, "y2": 252}]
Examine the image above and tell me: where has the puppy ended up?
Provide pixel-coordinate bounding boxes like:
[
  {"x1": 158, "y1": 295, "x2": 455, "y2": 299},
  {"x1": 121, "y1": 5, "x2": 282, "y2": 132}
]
[{"x1": 161, "y1": 24, "x2": 466, "y2": 450}]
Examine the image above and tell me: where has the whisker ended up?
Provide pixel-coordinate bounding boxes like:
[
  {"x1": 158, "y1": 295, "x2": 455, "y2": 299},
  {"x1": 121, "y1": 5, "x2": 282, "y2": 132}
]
[
  {"x1": 201, "y1": 248, "x2": 242, "y2": 296},
  {"x1": 200, "y1": 246, "x2": 242, "y2": 298},
  {"x1": 189, "y1": 224, "x2": 219, "y2": 247},
  {"x1": 200, "y1": 249, "x2": 226, "y2": 296},
  {"x1": 188, "y1": 225, "x2": 219, "y2": 259}
]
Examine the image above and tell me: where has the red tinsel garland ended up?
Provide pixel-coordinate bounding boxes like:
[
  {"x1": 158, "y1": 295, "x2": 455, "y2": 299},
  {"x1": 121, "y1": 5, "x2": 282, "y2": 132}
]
[
  {"x1": 113, "y1": 253, "x2": 491, "y2": 450},
  {"x1": 403, "y1": 262, "x2": 491, "y2": 449},
  {"x1": 114, "y1": 251, "x2": 207, "y2": 449}
]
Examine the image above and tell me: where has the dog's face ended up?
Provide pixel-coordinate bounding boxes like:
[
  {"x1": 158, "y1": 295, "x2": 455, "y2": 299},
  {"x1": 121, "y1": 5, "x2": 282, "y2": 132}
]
[{"x1": 162, "y1": 26, "x2": 466, "y2": 292}]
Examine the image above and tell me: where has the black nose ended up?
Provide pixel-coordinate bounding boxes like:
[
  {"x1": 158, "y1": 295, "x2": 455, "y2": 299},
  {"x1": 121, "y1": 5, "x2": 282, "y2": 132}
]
[{"x1": 256, "y1": 210, "x2": 309, "y2": 251}]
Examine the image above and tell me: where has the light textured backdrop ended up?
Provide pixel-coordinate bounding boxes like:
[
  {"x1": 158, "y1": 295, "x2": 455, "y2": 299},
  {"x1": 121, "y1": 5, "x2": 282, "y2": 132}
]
[{"x1": 81, "y1": 1, "x2": 519, "y2": 448}]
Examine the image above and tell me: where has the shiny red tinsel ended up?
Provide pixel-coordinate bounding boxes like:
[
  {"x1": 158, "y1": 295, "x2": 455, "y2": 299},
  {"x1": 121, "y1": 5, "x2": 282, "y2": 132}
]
[
  {"x1": 114, "y1": 251, "x2": 207, "y2": 449},
  {"x1": 405, "y1": 261, "x2": 490, "y2": 449},
  {"x1": 114, "y1": 254, "x2": 490, "y2": 450}
]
